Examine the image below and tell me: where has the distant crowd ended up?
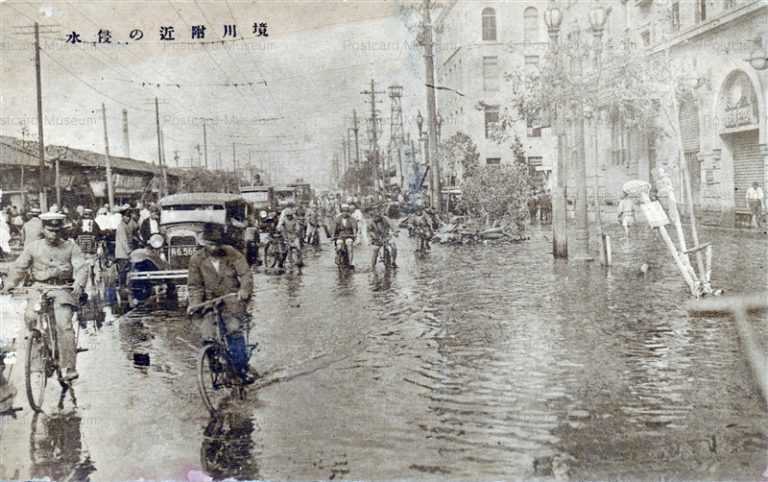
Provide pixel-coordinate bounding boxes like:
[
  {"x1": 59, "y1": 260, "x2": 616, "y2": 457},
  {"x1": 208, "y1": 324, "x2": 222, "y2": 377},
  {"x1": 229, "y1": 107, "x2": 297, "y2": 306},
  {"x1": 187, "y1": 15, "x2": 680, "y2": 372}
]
[{"x1": 0, "y1": 201, "x2": 162, "y2": 260}]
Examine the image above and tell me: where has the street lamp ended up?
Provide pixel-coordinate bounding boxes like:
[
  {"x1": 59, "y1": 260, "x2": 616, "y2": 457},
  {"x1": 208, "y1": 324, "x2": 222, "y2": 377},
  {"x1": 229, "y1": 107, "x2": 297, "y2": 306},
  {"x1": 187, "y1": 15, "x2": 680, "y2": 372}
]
[
  {"x1": 543, "y1": 4, "x2": 563, "y2": 43},
  {"x1": 544, "y1": 2, "x2": 567, "y2": 259},
  {"x1": 589, "y1": 2, "x2": 611, "y2": 265},
  {"x1": 747, "y1": 35, "x2": 768, "y2": 70}
]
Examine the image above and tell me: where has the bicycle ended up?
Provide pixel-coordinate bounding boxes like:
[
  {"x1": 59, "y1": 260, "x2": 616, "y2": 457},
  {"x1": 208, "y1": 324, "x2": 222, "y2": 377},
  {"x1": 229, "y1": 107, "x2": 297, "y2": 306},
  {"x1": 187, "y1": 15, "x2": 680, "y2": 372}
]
[
  {"x1": 373, "y1": 239, "x2": 395, "y2": 270},
  {"x1": 24, "y1": 287, "x2": 86, "y2": 413},
  {"x1": 190, "y1": 293, "x2": 257, "y2": 416},
  {"x1": 333, "y1": 237, "x2": 354, "y2": 270}
]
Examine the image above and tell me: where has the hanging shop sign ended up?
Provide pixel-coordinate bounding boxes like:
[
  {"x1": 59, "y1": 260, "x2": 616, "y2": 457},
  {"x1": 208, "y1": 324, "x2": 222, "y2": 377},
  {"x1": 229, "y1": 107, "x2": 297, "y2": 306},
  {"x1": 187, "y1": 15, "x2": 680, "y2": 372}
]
[{"x1": 720, "y1": 71, "x2": 759, "y2": 132}]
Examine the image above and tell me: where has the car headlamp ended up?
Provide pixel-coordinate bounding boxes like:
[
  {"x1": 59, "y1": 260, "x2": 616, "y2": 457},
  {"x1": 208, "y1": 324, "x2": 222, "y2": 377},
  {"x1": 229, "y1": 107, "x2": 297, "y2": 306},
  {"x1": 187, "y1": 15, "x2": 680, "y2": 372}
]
[{"x1": 33, "y1": 302, "x2": 42, "y2": 312}]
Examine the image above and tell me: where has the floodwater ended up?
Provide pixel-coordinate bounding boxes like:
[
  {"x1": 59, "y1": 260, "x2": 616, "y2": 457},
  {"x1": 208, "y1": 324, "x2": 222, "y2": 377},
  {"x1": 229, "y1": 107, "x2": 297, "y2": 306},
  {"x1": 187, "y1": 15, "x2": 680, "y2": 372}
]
[{"x1": 0, "y1": 224, "x2": 765, "y2": 481}]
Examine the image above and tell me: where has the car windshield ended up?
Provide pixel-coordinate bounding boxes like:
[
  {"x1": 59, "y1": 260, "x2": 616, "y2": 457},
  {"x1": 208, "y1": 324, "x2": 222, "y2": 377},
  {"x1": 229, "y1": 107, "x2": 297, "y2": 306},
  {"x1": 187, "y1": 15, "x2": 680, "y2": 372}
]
[{"x1": 163, "y1": 204, "x2": 225, "y2": 211}]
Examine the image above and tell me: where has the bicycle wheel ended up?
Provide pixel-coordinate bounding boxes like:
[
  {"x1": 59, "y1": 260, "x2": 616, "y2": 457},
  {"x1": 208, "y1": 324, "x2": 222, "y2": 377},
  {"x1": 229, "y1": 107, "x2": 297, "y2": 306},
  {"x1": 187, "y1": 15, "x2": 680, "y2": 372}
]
[
  {"x1": 25, "y1": 330, "x2": 49, "y2": 413},
  {"x1": 197, "y1": 344, "x2": 238, "y2": 416}
]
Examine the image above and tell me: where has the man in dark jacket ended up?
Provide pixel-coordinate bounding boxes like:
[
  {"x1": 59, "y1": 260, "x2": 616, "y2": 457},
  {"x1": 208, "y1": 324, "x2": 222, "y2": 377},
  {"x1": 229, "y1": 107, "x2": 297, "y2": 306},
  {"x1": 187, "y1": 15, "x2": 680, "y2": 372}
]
[
  {"x1": 138, "y1": 206, "x2": 161, "y2": 246},
  {"x1": 186, "y1": 223, "x2": 255, "y2": 383}
]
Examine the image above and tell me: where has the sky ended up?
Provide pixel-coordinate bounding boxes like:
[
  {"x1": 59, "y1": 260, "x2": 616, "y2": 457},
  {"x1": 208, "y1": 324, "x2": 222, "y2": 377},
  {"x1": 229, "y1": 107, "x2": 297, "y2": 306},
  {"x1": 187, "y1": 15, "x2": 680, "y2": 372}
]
[{"x1": 0, "y1": 0, "x2": 429, "y2": 189}]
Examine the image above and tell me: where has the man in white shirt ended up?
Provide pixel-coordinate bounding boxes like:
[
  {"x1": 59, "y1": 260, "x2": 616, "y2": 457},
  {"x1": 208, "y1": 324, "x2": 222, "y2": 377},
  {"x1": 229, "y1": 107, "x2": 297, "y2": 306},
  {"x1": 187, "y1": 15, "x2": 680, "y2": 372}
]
[{"x1": 746, "y1": 182, "x2": 764, "y2": 228}]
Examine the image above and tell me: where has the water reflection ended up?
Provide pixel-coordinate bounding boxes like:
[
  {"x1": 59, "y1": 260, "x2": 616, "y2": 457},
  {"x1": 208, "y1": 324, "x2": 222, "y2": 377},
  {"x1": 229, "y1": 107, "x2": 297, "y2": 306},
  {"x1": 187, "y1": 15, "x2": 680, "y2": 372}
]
[
  {"x1": 29, "y1": 412, "x2": 96, "y2": 481},
  {"x1": 200, "y1": 412, "x2": 260, "y2": 480}
]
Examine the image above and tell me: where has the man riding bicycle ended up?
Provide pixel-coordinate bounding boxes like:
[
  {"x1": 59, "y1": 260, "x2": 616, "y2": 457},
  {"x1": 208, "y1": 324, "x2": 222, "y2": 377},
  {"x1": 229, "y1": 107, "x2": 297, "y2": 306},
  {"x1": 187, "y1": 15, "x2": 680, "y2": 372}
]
[
  {"x1": 369, "y1": 211, "x2": 398, "y2": 269},
  {"x1": 186, "y1": 223, "x2": 256, "y2": 384},
  {"x1": 410, "y1": 207, "x2": 434, "y2": 251},
  {"x1": 333, "y1": 204, "x2": 358, "y2": 264},
  {"x1": 1, "y1": 213, "x2": 88, "y2": 382},
  {"x1": 277, "y1": 208, "x2": 304, "y2": 268}
]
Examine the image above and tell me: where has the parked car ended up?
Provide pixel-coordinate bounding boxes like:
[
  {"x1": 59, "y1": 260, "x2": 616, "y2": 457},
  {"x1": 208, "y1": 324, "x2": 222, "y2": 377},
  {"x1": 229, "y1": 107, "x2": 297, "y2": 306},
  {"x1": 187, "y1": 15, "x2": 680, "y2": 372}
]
[{"x1": 126, "y1": 192, "x2": 255, "y2": 302}]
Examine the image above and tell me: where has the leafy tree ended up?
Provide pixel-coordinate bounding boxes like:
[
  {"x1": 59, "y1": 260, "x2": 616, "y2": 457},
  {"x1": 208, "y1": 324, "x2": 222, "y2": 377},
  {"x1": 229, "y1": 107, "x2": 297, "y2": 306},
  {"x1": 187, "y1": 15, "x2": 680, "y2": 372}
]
[
  {"x1": 439, "y1": 131, "x2": 480, "y2": 182},
  {"x1": 172, "y1": 168, "x2": 240, "y2": 193},
  {"x1": 461, "y1": 163, "x2": 532, "y2": 224}
]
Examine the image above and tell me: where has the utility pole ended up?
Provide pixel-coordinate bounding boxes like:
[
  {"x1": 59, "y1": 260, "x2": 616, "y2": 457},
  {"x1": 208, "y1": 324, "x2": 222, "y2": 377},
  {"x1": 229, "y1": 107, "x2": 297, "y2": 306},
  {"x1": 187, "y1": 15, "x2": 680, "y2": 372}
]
[
  {"x1": 232, "y1": 142, "x2": 239, "y2": 177},
  {"x1": 34, "y1": 23, "x2": 49, "y2": 210},
  {"x1": 154, "y1": 97, "x2": 168, "y2": 197},
  {"x1": 100, "y1": 103, "x2": 115, "y2": 210},
  {"x1": 361, "y1": 80, "x2": 385, "y2": 193},
  {"x1": 421, "y1": 0, "x2": 442, "y2": 212},
  {"x1": 352, "y1": 109, "x2": 361, "y2": 194},
  {"x1": 15, "y1": 22, "x2": 59, "y2": 210},
  {"x1": 202, "y1": 120, "x2": 209, "y2": 169},
  {"x1": 122, "y1": 109, "x2": 130, "y2": 158}
]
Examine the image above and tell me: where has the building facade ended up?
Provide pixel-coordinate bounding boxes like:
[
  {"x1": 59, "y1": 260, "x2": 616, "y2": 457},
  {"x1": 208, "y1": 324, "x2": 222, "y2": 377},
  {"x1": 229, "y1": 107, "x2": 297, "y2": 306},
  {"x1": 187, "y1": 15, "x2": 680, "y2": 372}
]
[
  {"x1": 630, "y1": 0, "x2": 768, "y2": 226},
  {"x1": 434, "y1": 0, "x2": 557, "y2": 188},
  {"x1": 434, "y1": 0, "x2": 767, "y2": 227}
]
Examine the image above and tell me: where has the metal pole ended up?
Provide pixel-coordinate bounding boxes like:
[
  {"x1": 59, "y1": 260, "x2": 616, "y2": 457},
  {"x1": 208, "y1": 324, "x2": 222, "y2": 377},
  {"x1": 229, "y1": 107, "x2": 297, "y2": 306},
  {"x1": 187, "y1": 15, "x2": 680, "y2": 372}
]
[
  {"x1": 574, "y1": 29, "x2": 591, "y2": 260},
  {"x1": 34, "y1": 22, "x2": 48, "y2": 211},
  {"x1": 101, "y1": 103, "x2": 115, "y2": 210},
  {"x1": 423, "y1": 0, "x2": 442, "y2": 212},
  {"x1": 549, "y1": 27, "x2": 567, "y2": 258}
]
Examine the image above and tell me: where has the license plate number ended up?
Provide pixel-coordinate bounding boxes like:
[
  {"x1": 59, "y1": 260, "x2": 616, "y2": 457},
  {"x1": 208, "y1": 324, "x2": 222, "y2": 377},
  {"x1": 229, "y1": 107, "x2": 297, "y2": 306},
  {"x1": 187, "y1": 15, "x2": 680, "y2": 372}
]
[{"x1": 171, "y1": 246, "x2": 197, "y2": 257}]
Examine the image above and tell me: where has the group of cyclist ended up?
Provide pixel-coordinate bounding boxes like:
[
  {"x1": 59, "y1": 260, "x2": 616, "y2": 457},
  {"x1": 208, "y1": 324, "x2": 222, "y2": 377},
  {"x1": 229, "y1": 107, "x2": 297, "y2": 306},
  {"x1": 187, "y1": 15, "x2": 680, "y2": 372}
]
[{"x1": 0, "y1": 195, "x2": 442, "y2": 407}]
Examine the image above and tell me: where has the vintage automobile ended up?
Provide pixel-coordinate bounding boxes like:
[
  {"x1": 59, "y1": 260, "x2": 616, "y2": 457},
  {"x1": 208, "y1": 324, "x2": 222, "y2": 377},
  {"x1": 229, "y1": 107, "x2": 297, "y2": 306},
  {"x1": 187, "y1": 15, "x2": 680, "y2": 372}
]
[
  {"x1": 273, "y1": 186, "x2": 298, "y2": 209},
  {"x1": 126, "y1": 192, "x2": 254, "y2": 301},
  {"x1": 240, "y1": 185, "x2": 275, "y2": 212},
  {"x1": 287, "y1": 182, "x2": 313, "y2": 207}
]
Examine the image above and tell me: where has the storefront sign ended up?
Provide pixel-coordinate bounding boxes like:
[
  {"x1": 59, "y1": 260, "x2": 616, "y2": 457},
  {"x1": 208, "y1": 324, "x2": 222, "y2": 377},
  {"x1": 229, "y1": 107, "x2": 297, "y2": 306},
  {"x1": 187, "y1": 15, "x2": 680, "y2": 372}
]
[
  {"x1": 113, "y1": 173, "x2": 148, "y2": 192},
  {"x1": 720, "y1": 71, "x2": 759, "y2": 132}
]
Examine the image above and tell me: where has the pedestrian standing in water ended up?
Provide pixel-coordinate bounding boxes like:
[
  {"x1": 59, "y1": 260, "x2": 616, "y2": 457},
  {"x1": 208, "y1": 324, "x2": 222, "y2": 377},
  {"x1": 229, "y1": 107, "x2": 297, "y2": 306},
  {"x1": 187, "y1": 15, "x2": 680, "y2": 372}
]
[{"x1": 617, "y1": 192, "x2": 636, "y2": 240}]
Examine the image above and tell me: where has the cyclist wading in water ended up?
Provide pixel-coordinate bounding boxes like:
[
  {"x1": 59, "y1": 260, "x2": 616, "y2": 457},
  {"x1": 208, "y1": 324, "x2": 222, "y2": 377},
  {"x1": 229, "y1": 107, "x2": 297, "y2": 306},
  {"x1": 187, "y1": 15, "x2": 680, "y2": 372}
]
[
  {"x1": 1, "y1": 212, "x2": 88, "y2": 382},
  {"x1": 186, "y1": 223, "x2": 256, "y2": 384}
]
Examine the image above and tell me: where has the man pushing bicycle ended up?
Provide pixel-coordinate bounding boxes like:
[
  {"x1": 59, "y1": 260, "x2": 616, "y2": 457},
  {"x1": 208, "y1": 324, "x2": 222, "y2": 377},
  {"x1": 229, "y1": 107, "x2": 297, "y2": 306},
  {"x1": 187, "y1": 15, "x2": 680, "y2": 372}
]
[
  {"x1": 1, "y1": 212, "x2": 88, "y2": 382},
  {"x1": 186, "y1": 223, "x2": 256, "y2": 384}
]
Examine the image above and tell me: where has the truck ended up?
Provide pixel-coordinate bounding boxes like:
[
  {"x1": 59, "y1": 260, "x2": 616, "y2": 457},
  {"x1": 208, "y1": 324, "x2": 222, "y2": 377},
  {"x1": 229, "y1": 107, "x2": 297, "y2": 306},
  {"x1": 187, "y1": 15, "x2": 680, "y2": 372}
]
[{"x1": 240, "y1": 185, "x2": 275, "y2": 212}]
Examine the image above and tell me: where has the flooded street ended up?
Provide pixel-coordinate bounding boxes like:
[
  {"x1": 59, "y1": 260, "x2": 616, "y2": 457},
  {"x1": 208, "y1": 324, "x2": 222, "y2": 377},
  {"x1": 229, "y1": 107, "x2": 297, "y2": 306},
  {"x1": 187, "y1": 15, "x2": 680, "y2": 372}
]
[{"x1": 0, "y1": 225, "x2": 766, "y2": 481}]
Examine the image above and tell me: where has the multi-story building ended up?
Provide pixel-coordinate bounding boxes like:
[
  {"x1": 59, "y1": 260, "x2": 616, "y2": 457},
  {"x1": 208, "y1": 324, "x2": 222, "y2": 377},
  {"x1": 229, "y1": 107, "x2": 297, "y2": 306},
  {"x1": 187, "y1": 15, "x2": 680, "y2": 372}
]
[
  {"x1": 434, "y1": 0, "x2": 767, "y2": 227},
  {"x1": 433, "y1": 0, "x2": 557, "y2": 188},
  {"x1": 627, "y1": 0, "x2": 768, "y2": 227}
]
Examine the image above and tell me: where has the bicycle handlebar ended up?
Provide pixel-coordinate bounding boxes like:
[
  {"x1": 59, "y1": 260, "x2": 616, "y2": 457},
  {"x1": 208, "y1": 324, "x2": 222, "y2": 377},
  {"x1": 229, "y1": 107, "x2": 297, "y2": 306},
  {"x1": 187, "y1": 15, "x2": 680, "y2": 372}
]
[{"x1": 187, "y1": 292, "x2": 238, "y2": 315}]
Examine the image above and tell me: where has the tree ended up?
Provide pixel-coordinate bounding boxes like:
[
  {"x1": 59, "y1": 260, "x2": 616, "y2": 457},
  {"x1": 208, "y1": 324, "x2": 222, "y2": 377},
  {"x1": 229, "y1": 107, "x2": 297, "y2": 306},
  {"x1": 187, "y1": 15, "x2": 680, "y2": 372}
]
[
  {"x1": 439, "y1": 131, "x2": 480, "y2": 183},
  {"x1": 173, "y1": 168, "x2": 240, "y2": 193},
  {"x1": 461, "y1": 163, "x2": 532, "y2": 224}
]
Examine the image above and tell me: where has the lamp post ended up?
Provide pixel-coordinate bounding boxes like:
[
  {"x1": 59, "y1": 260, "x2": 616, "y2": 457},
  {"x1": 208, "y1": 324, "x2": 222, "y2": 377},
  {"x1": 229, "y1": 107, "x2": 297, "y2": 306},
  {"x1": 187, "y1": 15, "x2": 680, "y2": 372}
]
[
  {"x1": 589, "y1": 3, "x2": 610, "y2": 265},
  {"x1": 746, "y1": 34, "x2": 768, "y2": 70},
  {"x1": 544, "y1": 3, "x2": 567, "y2": 258}
]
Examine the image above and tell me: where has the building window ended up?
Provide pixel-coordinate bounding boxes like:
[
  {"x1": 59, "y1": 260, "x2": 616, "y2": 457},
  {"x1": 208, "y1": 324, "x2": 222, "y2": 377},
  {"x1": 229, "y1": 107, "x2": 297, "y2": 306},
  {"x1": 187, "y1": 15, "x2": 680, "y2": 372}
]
[
  {"x1": 486, "y1": 157, "x2": 501, "y2": 165},
  {"x1": 523, "y1": 7, "x2": 539, "y2": 43},
  {"x1": 482, "y1": 56, "x2": 499, "y2": 91},
  {"x1": 484, "y1": 105, "x2": 499, "y2": 139},
  {"x1": 527, "y1": 115, "x2": 541, "y2": 138},
  {"x1": 524, "y1": 55, "x2": 539, "y2": 69},
  {"x1": 671, "y1": 2, "x2": 680, "y2": 32},
  {"x1": 640, "y1": 29, "x2": 651, "y2": 47},
  {"x1": 482, "y1": 7, "x2": 497, "y2": 41},
  {"x1": 696, "y1": 0, "x2": 707, "y2": 23}
]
